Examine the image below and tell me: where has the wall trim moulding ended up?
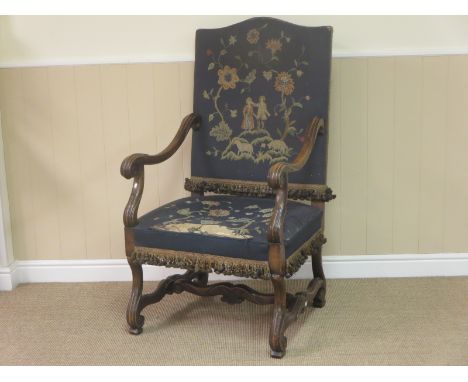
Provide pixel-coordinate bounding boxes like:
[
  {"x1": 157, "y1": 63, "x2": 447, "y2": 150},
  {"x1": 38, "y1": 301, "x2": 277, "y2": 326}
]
[
  {"x1": 1, "y1": 253, "x2": 468, "y2": 291},
  {"x1": 1, "y1": 49, "x2": 468, "y2": 69}
]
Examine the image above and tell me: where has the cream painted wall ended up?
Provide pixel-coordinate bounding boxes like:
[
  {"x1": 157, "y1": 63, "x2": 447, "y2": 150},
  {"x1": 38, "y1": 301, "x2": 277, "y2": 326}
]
[{"x1": 1, "y1": 16, "x2": 468, "y2": 67}]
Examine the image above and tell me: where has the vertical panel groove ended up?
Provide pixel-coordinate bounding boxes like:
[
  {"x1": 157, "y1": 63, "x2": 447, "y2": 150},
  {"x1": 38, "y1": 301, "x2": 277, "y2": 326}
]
[
  {"x1": 98, "y1": 65, "x2": 113, "y2": 258},
  {"x1": 72, "y1": 66, "x2": 88, "y2": 258}
]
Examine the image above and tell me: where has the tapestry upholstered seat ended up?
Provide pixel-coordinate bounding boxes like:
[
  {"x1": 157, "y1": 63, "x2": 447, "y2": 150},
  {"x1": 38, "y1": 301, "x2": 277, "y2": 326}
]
[
  {"x1": 121, "y1": 17, "x2": 334, "y2": 358},
  {"x1": 131, "y1": 195, "x2": 323, "y2": 278}
]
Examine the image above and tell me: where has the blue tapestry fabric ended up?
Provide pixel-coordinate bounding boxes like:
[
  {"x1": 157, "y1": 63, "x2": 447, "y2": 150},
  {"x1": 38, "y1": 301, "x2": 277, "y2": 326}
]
[
  {"x1": 133, "y1": 195, "x2": 323, "y2": 261},
  {"x1": 191, "y1": 17, "x2": 332, "y2": 186}
]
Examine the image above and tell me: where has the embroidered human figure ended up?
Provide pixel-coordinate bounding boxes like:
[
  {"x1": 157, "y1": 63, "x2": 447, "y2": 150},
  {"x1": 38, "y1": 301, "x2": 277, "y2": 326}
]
[
  {"x1": 241, "y1": 97, "x2": 256, "y2": 130},
  {"x1": 255, "y1": 96, "x2": 270, "y2": 129}
]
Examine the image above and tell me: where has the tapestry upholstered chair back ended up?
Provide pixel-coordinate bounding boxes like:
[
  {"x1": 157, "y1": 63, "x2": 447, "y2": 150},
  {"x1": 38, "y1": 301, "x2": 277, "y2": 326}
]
[
  {"x1": 186, "y1": 17, "x2": 333, "y2": 201},
  {"x1": 120, "y1": 17, "x2": 334, "y2": 359}
]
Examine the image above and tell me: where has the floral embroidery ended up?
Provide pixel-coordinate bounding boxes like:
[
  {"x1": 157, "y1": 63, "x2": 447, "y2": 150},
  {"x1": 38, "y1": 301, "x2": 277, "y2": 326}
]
[
  {"x1": 209, "y1": 121, "x2": 232, "y2": 142},
  {"x1": 202, "y1": 23, "x2": 311, "y2": 164},
  {"x1": 160, "y1": 223, "x2": 250, "y2": 239},
  {"x1": 151, "y1": 198, "x2": 275, "y2": 239},
  {"x1": 217, "y1": 66, "x2": 240, "y2": 90},
  {"x1": 246, "y1": 28, "x2": 260, "y2": 44},
  {"x1": 201, "y1": 201, "x2": 221, "y2": 207},
  {"x1": 263, "y1": 70, "x2": 273, "y2": 81},
  {"x1": 228, "y1": 35, "x2": 237, "y2": 46},
  {"x1": 208, "y1": 209, "x2": 230, "y2": 217},
  {"x1": 265, "y1": 39, "x2": 282, "y2": 55},
  {"x1": 274, "y1": 72, "x2": 294, "y2": 96},
  {"x1": 177, "y1": 208, "x2": 191, "y2": 216}
]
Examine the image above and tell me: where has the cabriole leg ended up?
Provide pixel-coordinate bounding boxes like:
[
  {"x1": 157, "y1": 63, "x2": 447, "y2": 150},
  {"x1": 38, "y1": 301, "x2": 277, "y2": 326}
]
[
  {"x1": 126, "y1": 260, "x2": 145, "y2": 334},
  {"x1": 269, "y1": 274, "x2": 288, "y2": 358},
  {"x1": 311, "y1": 246, "x2": 326, "y2": 308}
]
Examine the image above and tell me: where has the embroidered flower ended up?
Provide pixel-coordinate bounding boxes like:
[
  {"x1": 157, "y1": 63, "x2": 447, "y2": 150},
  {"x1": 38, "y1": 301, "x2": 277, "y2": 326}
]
[
  {"x1": 206, "y1": 49, "x2": 214, "y2": 56},
  {"x1": 274, "y1": 72, "x2": 295, "y2": 95},
  {"x1": 263, "y1": 70, "x2": 273, "y2": 81},
  {"x1": 228, "y1": 35, "x2": 237, "y2": 45},
  {"x1": 266, "y1": 39, "x2": 282, "y2": 55},
  {"x1": 209, "y1": 209, "x2": 230, "y2": 217},
  {"x1": 245, "y1": 204, "x2": 260, "y2": 209},
  {"x1": 246, "y1": 28, "x2": 260, "y2": 44},
  {"x1": 177, "y1": 208, "x2": 191, "y2": 216},
  {"x1": 243, "y1": 69, "x2": 256, "y2": 84},
  {"x1": 202, "y1": 201, "x2": 221, "y2": 207},
  {"x1": 209, "y1": 121, "x2": 232, "y2": 142},
  {"x1": 217, "y1": 65, "x2": 240, "y2": 90}
]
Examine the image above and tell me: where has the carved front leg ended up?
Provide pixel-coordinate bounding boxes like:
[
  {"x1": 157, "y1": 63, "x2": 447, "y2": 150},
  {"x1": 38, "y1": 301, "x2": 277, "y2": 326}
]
[
  {"x1": 311, "y1": 245, "x2": 326, "y2": 308},
  {"x1": 126, "y1": 260, "x2": 145, "y2": 334},
  {"x1": 268, "y1": 243, "x2": 288, "y2": 359},
  {"x1": 269, "y1": 273, "x2": 288, "y2": 358}
]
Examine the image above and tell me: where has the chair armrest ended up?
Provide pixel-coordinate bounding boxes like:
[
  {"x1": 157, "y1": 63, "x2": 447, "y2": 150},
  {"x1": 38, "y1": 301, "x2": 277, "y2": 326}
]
[
  {"x1": 121, "y1": 113, "x2": 201, "y2": 227},
  {"x1": 267, "y1": 116, "x2": 324, "y2": 245}
]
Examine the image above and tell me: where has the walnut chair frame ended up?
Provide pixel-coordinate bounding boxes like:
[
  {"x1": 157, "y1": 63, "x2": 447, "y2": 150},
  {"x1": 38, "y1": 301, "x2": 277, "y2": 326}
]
[{"x1": 121, "y1": 18, "x2": 334, "y2": 359}]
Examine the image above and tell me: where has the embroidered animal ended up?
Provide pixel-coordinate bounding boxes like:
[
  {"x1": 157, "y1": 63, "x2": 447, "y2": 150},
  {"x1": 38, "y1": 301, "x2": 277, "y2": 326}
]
[
  {"x1": 232, "y1": 138, "x2": 254, "y2": 156},
  {"x1": 268, "y1": 139, "x2": 289, "y2": 155}
]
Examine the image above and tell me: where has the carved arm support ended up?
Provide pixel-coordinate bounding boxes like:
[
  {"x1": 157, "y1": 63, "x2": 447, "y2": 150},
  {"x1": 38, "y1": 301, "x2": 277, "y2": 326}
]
[
  {"x1": 121, "y1": 113, "x2": 201, "y2": 227},
  {"x1": 267, "y1": 117, "x2": 324, "y2": 274}
]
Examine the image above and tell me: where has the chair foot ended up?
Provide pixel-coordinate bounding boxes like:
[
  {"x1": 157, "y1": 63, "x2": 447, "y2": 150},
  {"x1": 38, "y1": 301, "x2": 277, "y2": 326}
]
[
  {"x1": 312, "y1": 286, "x2": 326, "y2": 308},
  {"x1": 128, "y1": 325, "x2": 143, "y2": 335},
  {"x1": 270, "y1": 348, "x2": 286, "y2": 359}
]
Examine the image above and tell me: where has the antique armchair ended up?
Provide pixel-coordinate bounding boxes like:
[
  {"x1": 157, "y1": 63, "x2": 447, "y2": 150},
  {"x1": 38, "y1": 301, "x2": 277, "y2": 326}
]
[{"x1": 121, "y1": 17, "x2": 334, "y2": 358}]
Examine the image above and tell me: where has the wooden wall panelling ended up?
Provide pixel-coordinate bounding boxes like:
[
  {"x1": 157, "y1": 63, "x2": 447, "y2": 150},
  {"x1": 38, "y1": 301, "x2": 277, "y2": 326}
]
[
  {"x1": 444, "y1": 55, "x2": 468, "y2": 252},
  {"x1": 323, "y1": 59, "x2": 342, "y2": 256},
  {"x1": 21, "y1": 67, "x2": 61, "y2": 260},
  {"x1": 74, "y1": 65, "x2": 111, "y2": 259},
  {"x1": 366, "y1": 58, "x2": 395, "y2": 254},
  {"x1": 153, "y1": 63, "x2": 186, "y2": 205},
  {"x1": 126, "y1": 63, "x2": 160, "y2": 215},
  {"x1": 0, "y1": 69, "x2": 37, "y2": 260},
  {"x1": 179, "y1": 61, "x2": 195, "y2": 196},
  {"x1": 100, "y1": 64, "x2": 131, "y2": 259},
  {"x1": 393, "y1": 57, "x2": 423, "y2": 254},
  {"x1": 339, "y1": 59, "x2": 368, "y2": 255},
  {"x1": 419, "y1": 56, "x2": 448, "y2": 253},
  {"x1": 48, "y1": 66, "x2": 87, "y2": 260}
]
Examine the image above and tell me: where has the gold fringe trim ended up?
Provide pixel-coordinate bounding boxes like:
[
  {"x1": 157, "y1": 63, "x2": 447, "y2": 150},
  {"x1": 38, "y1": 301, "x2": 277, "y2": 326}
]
[
  {"x1": 185, "y1": 176, "x2": 335, "y2": 202},
  {"x1": 129, "y1": 231, "x2": 326, "y2": 280}
]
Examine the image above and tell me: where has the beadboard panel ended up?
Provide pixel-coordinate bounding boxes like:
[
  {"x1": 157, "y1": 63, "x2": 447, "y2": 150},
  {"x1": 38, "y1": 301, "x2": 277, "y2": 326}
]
[{"x1": 0, "y1": 56, "x2": 467, "y2": 260}]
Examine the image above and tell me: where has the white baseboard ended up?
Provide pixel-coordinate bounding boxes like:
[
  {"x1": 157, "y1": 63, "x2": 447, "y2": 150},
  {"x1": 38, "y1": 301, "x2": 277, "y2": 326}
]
[
  {"x1": 1, "y1": 253, "x2": 468, "y2": 291},
  {"x1": 0, "y1": 262, "x2": 18, "y2": 291}
]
